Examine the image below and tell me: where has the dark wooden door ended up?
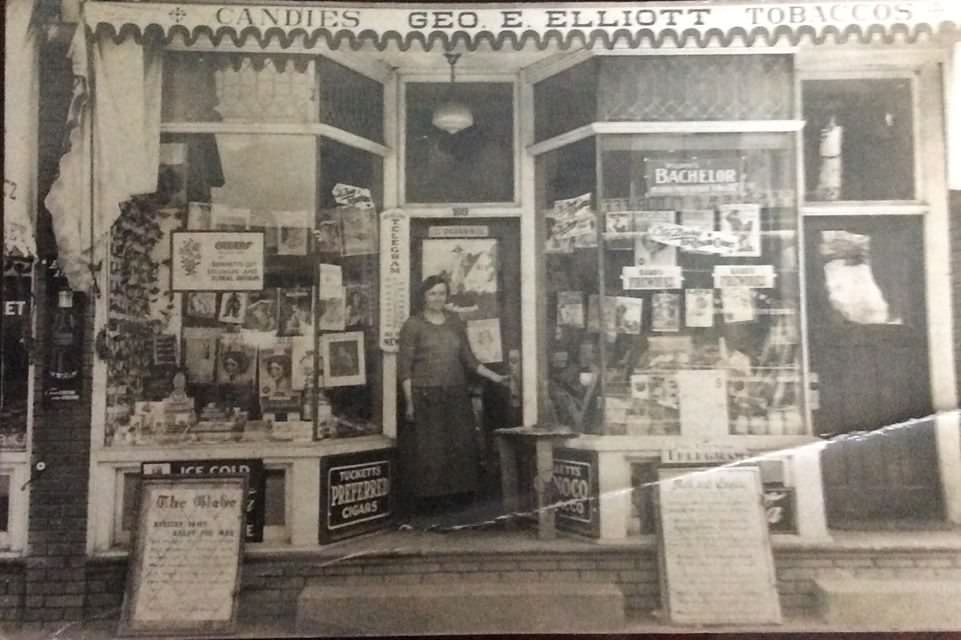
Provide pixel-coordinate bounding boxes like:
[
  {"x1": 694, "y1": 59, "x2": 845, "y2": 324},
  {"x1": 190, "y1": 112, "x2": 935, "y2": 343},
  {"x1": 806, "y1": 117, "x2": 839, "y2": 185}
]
[
  {"x1": 805, "y1": 216, "x2": 941, "y2": 524},
  {"x1": 409, "y1": 218, "x2": 523, "y2": 493}
]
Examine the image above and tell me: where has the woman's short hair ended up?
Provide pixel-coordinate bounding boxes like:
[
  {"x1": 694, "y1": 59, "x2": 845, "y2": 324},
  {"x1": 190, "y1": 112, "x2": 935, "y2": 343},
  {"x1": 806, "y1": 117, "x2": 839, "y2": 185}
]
[{"x1": 418, "y1": 275, "x2": 449, "y2": 307}]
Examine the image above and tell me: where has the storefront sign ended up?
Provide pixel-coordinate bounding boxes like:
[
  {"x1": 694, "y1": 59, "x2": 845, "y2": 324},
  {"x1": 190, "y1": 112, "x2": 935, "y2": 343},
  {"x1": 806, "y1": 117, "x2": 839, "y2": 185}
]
[
  {"x1": 657, "y1": 467, "x2": 782, "y2": 625},
  {"x1": 646, "y1": 159, "x2": 740, "y2": 196},
  {"x1": 319, "y1": 448, "x2": 396, "y2": 543},
  {"x1": 713, "y1": 265, "x2": 777, "y2": 289},
  {"x1": 552, "y1": 448, "x2": 600, "y2": 538},
  {"x1": 86, "y1": 2, "x2": 954, "y2": 50},
  {"x1": 621, "y1": 265, "x2": 683, "y2": 290},
  {"x1": 428, "y1": 225, "x2": 489, "y2": 238},
  {"x1": 43, "y1": 265, "x2": 83, "y2": 405},
  {"x1": 379, "y1": 210, "x2": 410, "y2": 352},
  {"x1": 660, "y1": 444, "x2": 751, "y2": 466},
  {"x1": 648, "y1": 223, "x2": 738, "y2": 256},
  {"x1": 119, "y1": 476, "x2": 245, "y2": 637},
  {"x1": 141, "y1": 459, "x2": 265, "y2": 542},
  {"x1": 170, "y1": 231, "x2": 265, "y2": 292}
]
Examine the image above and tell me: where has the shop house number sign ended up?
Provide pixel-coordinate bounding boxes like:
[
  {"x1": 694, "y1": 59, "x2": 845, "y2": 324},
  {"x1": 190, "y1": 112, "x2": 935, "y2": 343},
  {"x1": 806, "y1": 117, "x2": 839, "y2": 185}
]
[{"x1": 170, "y1": 231, "x2": 265, "y2": 292}]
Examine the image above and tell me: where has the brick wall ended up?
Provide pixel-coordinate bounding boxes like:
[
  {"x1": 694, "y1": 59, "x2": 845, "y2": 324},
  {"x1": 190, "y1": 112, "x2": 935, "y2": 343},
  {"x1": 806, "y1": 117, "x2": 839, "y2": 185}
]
[
  {"x1": 76, "y1": 546, "x2": 961, "y2": 629},
  {"x1": 19, "y1": 34, "x2": 95, "y2": 628},
  {"x1": 0, "y1": 562, "x2": 26, "y2": 629}
]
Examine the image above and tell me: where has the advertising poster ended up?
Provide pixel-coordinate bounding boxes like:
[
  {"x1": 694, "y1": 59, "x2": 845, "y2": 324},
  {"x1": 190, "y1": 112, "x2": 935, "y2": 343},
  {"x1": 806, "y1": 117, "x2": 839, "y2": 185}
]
[
  {"x1": 319, "y1": 449, "x2": 397, "y2": 543},
  {"x1": 645, "y1": 158, "x2": 740, "y2": 196},
  {"x1": 421, "y1": 238, "x2": 499, "y2": 321},
  {"x1": 276, "y1": 210, "x2": 312, "y2": 256},
  {"x1": 605, "y1": 211, "x2": 633, "y2": 250},
  {"x1": 552, "y1": 448, "x2": 600, "y2": 538},
  {"x1": 719, "y1": 204, "x2": 762, "y2": 257},
  {"x1": 467, "y1": 318, "x2": 503, "y2": 363},
  {"x1": 722, "y1": 287, "x2": 756, "y2": 323},
  {"x1": 634, "y1": 210, "x2": 677, "y2": 266},
  {"x1": 652, "y1": 292, "x2": 681, "y2": 332},
  {"x1": 341, "y1": 208, "x2": 379, "y2": 256},
  {"x1": 182, "y1": 327, "x2": 220, "y2": 384},
  {"x1": 379, "y1": 210, "x2": 410, "y2": 352},
  {"x1": 677, "y1": 369, "x2": 729, "y2": 438},
  {"x1": 685, "y1": 289, "x2": 715, "y2": 327},
  {"x1": 171, "y1": 231, "x2": 265, "y2": 291},
  {"x1": 614, "y1": 297, "x2": 643, "y2": 334},
  {"x1": 556, "y1": 291, "x2": 585, "y2": 328},
  {"x1": 278, "y1": 287, "x2": 314, "y2": 336}
]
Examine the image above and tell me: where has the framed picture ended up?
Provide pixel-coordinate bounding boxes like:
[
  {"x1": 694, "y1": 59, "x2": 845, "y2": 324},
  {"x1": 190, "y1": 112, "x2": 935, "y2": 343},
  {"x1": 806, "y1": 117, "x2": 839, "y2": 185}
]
[
  {"x1": 321, "y1": 331, "x2": 366, "y2": 387},
  {"x1": 218, "y1": 292, "x2": 248, "y2": 324}
]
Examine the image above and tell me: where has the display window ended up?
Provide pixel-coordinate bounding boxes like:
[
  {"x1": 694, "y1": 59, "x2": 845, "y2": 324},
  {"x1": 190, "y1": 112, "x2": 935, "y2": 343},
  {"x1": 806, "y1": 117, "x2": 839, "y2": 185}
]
[
  {"x1": 98, "y1": 52, "x2": 385, "y2": 449},
  {"x1": 0, "y1": 257, "x2": 32, "y2": 450},
  {"x1": 539, "y1": 133, "x2": 803, "y2": 437},
  {"x1": 802, "y1": 78, "x2": 915, "y2": 203}
]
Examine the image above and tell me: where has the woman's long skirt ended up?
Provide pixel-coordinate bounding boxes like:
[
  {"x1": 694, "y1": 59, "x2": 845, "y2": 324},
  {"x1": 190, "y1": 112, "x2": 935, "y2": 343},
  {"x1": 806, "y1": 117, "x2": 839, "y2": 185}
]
[{"x1": 400, "y1": 385, "x2": 479, "y2": 499}]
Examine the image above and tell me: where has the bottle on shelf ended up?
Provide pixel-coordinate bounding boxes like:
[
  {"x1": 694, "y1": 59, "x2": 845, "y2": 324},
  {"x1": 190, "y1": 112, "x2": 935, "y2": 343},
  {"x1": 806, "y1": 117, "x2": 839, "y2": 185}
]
[{"x1": 48, "y1": 290, "x2": 80, "y2": 381}]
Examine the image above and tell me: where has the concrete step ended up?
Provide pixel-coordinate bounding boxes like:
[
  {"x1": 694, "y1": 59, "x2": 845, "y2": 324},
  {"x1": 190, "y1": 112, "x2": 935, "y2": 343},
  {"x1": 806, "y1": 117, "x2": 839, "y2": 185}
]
[
  {"x1": 815, "y1": 577, "x2": 961, "y2": 630},
  {"x1": 296, "y1": 580, "x2": 626, "y2": 635}
]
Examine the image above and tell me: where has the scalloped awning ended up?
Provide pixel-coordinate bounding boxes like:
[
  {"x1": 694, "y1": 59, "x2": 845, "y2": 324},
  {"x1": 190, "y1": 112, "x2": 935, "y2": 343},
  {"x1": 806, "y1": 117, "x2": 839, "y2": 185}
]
[{"x1": 86, "y1": 1, "x2": 960, "y2": 51}]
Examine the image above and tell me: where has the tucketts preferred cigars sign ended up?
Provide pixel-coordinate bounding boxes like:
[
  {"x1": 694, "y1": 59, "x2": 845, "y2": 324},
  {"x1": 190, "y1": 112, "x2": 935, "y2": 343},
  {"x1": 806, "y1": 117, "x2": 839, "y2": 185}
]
[{"x1": 85, "y1": 2, "x2": 957, "y2": 49}]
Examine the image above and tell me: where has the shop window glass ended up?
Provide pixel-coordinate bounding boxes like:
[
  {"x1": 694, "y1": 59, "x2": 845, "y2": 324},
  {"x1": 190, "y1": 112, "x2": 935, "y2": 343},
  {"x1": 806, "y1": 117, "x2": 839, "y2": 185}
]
[
  {"x1": 539, "y1": 133, "x2": 804, "y2": 436},
  {"x1": 162, "y1": 52, "x2": 317, "y2": 124},
  {"x1": 317, "y1": 58, "x2": 384, "y2": 143},
  {"x1": 405, "y1": 82, "x2": 514, "y2": 203},
  {"x1": 802, "y1": 79, "x2": 914, "y2": 202},
  {"x1": 102, "y1": 133, "x2": 383, "y2": 447},
  {"x1": 534, "y1": 59, "x2": 599, "y2": 142},
  {"x1": 598, "y1": 56, "x2": 793, "y2": 122},
  {"x1": 0, "y1": 257, "x2": 31, "y2": 450}
]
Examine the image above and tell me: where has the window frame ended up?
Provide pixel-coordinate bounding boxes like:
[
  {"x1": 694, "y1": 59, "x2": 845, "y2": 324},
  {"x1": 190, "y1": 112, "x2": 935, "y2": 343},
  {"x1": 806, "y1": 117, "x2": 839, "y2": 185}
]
[
  {"x1": 88, "y1": 44, "x2": 395, "y2": 557},
  {"x1": 399, "y1": 72, "x2": 522, "y2": 211}
]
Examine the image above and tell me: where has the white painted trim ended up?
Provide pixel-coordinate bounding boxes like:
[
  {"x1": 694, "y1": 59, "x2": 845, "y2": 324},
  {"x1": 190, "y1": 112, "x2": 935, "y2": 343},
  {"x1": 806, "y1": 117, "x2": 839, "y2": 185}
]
[
  {"x1": 381, "y1": 71, "x2": 400, "y2": 441},
  {"x1": 796, "y1": 45, "x2": 945, "y2": 72},
  {"x1": 523, "y1": 48, "x2": 593, "y2": 85},
  {"x1": 399, "y1": 71, "x2": 520, "y2": 83},
  {"x1": 0, "y1": 464, "x2": 29, "y2": 553},
  {"x1": 561, "y1": 434, "x2": 818, "y2": 453},
  {"x1": 160, "y1": 122, "x2": 390, "y2": 157},
  {"x1": 165, "y1": 31, "x2": 392, "y2": 82},
  {"x1": 801, "y1": 203, "x2": 928, "y2": 216},
  {"x1": 289, "y1": 457, "x2": 320, "y2": 547},
  {"x1": 528, "y1": 123, "x2": 595, "y2": 156},
  {"x1": 918, "y1": 61, "x2": 957, "y2": 413},
  {"x1": 795, "y1": 120, "x2": 815, "y2": 435},
  {"x1": 599, "y1": 45, "x2": 800, "y2": 55},
  {"x1": 401, "y1": 206, "x2": 522, "y2": 218},
  {"x1": 518, "y1": 68, "x2": 540, "y2": 427},
  {"x1": 936, "y1": 411, "x2": 961, "y2": 524},
  {"x1": 592, "y1": 120, "x2": 806, "y2": 134},
  {"x1": 529, "y1": 120, "x2": 805, "y2": 155},
  {"x1": 397, "y1": 73, "x2": 521, "y2": 206}
]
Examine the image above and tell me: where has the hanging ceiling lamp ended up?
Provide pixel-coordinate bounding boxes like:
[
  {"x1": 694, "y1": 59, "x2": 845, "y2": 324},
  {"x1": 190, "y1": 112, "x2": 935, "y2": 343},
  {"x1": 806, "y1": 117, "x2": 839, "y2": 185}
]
[{"x1": 432, "y1": 53, "x2": 474, "y2": 135}]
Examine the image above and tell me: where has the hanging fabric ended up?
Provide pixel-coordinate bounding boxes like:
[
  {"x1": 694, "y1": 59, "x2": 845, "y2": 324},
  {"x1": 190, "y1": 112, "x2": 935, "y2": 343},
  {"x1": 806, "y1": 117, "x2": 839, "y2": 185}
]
[
  {"x1": 44, "y1": 16, "x2": 164, "y2": 291},
  {"x1": 3, "y1": 0, "x2": 40, "y2": 259}
]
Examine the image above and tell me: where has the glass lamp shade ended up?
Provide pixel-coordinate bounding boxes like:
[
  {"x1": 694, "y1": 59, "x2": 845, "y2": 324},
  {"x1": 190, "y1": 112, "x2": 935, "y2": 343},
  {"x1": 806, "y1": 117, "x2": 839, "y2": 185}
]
[{"x1": 432, "y1": 101, "x2": 474, "y2": 134}]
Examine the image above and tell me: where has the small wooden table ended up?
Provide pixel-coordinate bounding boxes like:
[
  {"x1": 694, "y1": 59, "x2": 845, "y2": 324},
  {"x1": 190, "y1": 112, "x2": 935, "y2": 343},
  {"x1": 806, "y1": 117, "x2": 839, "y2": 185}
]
[{"x1": 494, "y1": 426, "x2": 578, "y2": 539}]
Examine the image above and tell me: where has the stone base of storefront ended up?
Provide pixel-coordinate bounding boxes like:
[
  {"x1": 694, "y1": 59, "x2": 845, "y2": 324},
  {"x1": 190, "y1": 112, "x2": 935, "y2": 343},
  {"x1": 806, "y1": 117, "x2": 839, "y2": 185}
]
[{"x1": 3, "y1": 527, "x2": 961, "y2": 635}]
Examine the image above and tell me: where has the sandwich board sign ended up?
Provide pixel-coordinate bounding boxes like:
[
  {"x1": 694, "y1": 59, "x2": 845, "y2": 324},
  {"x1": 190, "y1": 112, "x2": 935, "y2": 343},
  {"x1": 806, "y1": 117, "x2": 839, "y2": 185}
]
[
  {"x1": 656, "y1": 466, "x2": 782, "y2": 625},
  {"x1": 119, "y1": 475, "x2": 247, "y2": 636}
]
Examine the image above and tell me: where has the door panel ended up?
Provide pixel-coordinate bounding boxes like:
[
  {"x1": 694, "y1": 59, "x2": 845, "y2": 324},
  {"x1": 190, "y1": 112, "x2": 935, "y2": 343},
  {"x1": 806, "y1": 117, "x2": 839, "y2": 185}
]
[
  {"x1": 409, "y1": 218, "x2": 523, "y2": 496},
  {"x1": 804, "y1": 216, "x2": 941, "y2": 524}
]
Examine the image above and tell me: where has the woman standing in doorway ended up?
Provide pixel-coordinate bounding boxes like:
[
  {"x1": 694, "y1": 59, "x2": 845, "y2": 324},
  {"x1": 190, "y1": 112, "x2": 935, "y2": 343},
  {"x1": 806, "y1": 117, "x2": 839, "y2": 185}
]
[{"x1": 398, "y1": 275, "x2": 508, "y2": 513}]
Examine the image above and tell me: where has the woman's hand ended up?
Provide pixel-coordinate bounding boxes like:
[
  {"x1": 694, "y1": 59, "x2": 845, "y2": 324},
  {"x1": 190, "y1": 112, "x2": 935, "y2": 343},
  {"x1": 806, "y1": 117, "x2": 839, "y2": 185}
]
[{"x1": 405, "y1": 403, "x2": 415, "y2": 422}]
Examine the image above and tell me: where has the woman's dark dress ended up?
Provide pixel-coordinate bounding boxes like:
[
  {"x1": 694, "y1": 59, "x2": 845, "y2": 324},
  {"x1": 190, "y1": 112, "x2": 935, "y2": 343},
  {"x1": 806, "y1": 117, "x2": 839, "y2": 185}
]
[{"x1": 398, "y1": 311, "x2": 480, "y2": 498}]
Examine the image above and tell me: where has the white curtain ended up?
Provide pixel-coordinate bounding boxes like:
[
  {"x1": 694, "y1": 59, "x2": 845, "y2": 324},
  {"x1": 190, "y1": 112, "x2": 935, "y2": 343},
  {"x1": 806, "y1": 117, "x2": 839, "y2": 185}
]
[
  {"x1": 45, "y1": 20, "x2": 163, "y2": 290},
  {"x1": 3, "y1": 0, "x2": 40, "y2": 259}
]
